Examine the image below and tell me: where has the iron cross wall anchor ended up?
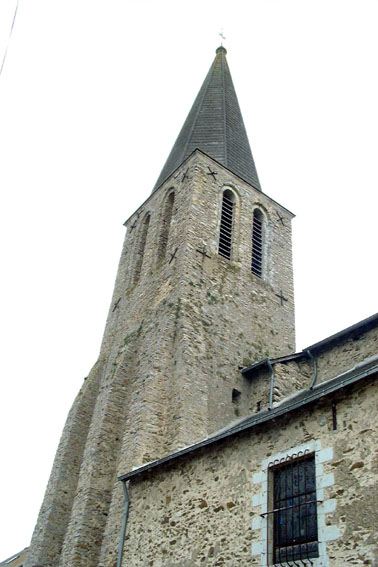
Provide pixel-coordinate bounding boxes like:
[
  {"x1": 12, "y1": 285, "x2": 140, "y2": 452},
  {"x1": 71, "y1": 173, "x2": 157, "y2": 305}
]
[
  {"x1": 112, "y1": 298, "x2": 121, "y2": 312},
  {"x1": 196, "y1": 247, "x2": 211, "y2": 273},
  {"x1": 196, "y1": 247, "x2": 211, "y2": 259},
  {"x1": 129, "y1": 220, "x2": 137, "y2": 232},
  {"x1": 181, "y1": 168, "x2": 191, "y2": 182},
  {"x1": 206, "y1": 166, "x2": 218, "y2": 180},
  {"x1": 169, "y1": 247, "x2": 179, "y2": 264},
  {"x1": 276, "y1": 211, "x2": 285, "y2": 226},
  {"x1": 275, "y1": 290, "x2": 288, "y2": 306}
]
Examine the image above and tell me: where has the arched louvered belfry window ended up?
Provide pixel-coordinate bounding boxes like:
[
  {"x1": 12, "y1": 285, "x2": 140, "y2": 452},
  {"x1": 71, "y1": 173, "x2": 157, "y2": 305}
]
[
  {"x1": 157, "y1": 191, "x2": 175, "y2": 262},
  {"x1": 133, "y1": 214, "x2": 150, "y2": 284},
  {"x1": 251, "y1": 208, "x2": 265, "y2": 278},
  {"x1": 218, "y1": 189, "x2": 236, "y2": 260}
]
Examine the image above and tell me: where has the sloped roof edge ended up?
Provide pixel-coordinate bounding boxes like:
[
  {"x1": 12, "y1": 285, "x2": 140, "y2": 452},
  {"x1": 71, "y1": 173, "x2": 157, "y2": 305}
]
[
  {"x1": 118, "y1": 352, "x2": 378, "y2": 482},
  {"x1": 152, "y1": 47, "x2": 261, "y2": 192},
  {"x1": 241, "y1": 312, "x2": 378, "y2": 378},
  {"x1": 124, "y1": 148, "x2": 294, "y2": 227}
]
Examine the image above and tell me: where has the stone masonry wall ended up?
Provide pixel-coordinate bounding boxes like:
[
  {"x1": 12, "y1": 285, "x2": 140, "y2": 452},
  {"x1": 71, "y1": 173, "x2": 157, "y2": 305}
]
[
  {"x1": 241, "y1": 324, "x2": 378, "y2": 414},
  {"x1": 314, "y1": 326, "x2": 378, "y2": 385},
  {"x1": 121, "y1": 374, "x2": 378, "y2": 567},
  {"x1": 26, "y1": 359, "x2": 104, "y2": 567},
  {"x1": 97, "y1": 152, "x2": 296, "y2": 567},
  {"x1": 177, "y1": 153, "x2": 295, "y2": 432},
  {"x1": 26, "y1": 150, "x2": 296, "y2": 567}
]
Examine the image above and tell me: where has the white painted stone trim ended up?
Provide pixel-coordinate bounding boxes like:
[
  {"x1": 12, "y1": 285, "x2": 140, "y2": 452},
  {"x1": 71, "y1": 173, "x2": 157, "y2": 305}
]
[{"x1": 252, "y1": 440, "x2": 339, "y2": 567}]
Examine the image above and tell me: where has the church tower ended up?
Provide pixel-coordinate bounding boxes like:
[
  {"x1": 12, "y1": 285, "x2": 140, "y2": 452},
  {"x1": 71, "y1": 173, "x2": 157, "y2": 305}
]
[{"x1": 26, "y1": 47, "x2": 295, "y2": 567}]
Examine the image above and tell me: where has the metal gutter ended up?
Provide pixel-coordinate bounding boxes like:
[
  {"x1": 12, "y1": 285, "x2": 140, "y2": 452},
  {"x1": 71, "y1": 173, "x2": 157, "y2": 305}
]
[
  {"x1": 240, "y1": 352, "x2": 303, "y2": 377},
  {"x1": 307, "y1": 349, "x2": 318, "y2": 389},
  {"x1": 116, "y1": 481, "x2": 130, "y2": 567},
  {"x1": 118, "y1": 360, "x2": 378, "y2": 482},
  {"x1": 306, "y1": 312, "x2": 378, "y2": 353},
  {"x1": 267, "y1": 358, "x2": 274, "y2": 410},
  {"x1": 241, "y1": 313, "x2": 378, "y2": 379}
]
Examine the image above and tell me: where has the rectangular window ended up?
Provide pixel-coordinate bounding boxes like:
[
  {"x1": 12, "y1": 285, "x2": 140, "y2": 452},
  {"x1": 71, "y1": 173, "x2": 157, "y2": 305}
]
[{"x1": 269, "y1": 454, "x2": 319, "y2": 564}]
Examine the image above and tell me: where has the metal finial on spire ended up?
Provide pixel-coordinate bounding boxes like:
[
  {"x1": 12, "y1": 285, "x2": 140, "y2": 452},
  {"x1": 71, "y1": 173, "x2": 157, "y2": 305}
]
[{"x1": 219, "y1": 29, "x2": 226, "y2": 46}]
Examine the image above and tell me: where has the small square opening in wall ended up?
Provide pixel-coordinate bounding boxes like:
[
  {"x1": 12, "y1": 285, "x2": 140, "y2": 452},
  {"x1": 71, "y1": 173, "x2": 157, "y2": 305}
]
[
  {"x1": 232, "y1": 388, "x2": 241, "y2": 402},
  {"x1": 267, "y1": 453, "x2": 319, "y2": 564}
]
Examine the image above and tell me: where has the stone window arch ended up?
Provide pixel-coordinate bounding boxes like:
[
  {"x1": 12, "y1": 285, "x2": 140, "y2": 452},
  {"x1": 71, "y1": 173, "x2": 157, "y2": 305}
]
[
  {"x1": 251, "y1": 208, "x2": 265, "y2": 278},
  {"x1": 133, "y1": 213, "x2": 150, "y2": 285},
  {"x1": 157, "y1": 191, "x2": 175, "y2": 262},
  {"x1": 218, "y1": 188, "x2": 236, "y2": 260}
]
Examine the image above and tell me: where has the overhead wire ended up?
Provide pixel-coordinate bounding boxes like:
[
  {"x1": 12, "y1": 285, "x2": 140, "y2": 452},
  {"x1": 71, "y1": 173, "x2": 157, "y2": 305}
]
[{"x1": 0, "y1": 0, "x2": 20, "y2": 77}]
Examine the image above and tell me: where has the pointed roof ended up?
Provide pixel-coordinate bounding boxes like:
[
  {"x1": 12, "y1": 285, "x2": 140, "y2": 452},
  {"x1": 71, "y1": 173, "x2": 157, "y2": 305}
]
[{"x1": 153, "y1": 46, "x2": 261, "y2": 192}]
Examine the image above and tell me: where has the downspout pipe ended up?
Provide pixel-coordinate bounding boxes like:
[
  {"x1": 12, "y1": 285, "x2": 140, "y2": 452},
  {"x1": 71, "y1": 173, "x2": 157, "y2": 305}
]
[
  {"x1": 307, "y1": 349, "x2": 318, "y2": 389},
  {"x1": 117, "y1": 480, "x2": 130, "y2": 567},
  {"x1": 267, "y1": 358, "x2": 274, "y2": 410}
]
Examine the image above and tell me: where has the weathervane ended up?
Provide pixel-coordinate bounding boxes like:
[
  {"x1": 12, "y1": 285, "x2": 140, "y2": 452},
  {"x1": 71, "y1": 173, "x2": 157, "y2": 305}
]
[{"x1": 219, "y1": 29, "x2": 226, "y2": 46}]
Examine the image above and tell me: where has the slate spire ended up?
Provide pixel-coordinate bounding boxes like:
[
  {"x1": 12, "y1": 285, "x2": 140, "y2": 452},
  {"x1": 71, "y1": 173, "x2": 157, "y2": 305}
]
[{"x1": 153, "y1": 46, "x2": 261, "y2": 191}]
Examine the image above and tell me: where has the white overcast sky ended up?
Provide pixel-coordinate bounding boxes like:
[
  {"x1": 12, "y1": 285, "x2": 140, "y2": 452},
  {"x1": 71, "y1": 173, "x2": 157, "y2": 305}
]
[{"x1": 0, "y1": 0, "x2": 377, "y2": 559}]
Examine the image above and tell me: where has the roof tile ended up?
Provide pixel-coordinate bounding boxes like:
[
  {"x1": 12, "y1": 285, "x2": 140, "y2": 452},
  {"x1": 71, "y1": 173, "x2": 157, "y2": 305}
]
[{"x1": 153, "y1": 46, "x2": 261, "y2": 191}]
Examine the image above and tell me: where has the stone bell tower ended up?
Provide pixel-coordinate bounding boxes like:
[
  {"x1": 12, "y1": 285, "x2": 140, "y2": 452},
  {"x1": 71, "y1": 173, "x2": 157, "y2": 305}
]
[{"x1": 26, "y1": 46, "x2": 295, "y2": 567}]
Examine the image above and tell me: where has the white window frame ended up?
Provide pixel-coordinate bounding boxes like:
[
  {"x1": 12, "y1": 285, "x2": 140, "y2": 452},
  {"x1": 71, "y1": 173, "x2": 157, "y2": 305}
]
[{"x1": 252, "y1": 440, "x2": 339, "y2": 567}]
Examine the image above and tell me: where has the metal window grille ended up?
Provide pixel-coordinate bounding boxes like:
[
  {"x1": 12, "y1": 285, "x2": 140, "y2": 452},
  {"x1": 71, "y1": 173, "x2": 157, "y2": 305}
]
[
  {"x1": 251, "y1": 210, "x2": 263, "y2": 277},
  {"x1": 268, "y1": 453, "x2": 319, "y2": 565},
  {"x1": 219, "y1": 192, "x2": 234, "y2": 260}
]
